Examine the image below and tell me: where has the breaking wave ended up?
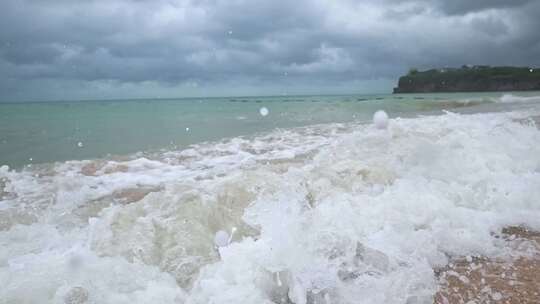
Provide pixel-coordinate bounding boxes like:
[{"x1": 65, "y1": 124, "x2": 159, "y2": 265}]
[
  {"x1": 456, "y1": 93, "x2": 540, "y2": 106},
  {"x1": 499, "y1": 94, "x2": 540, "y2": 104},
  {"x1": 1, "y1": 109, "x2": 540, "y2": 303}
]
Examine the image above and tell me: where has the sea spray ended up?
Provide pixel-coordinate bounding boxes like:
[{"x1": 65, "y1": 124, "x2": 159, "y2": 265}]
[{"x1": 228, "y1": 227, "x2": 237, "y2": 243}]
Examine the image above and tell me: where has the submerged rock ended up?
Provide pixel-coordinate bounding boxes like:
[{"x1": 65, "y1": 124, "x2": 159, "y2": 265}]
[{"x1": 63, "y1": 287, "x2": 89, "y2": 304}]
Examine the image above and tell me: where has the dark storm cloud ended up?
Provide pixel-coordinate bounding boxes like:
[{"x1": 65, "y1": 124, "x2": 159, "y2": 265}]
[
  {"x1": 384, "y1": 0, "x2": 535, "y2": 15},
  {"x1": 433, "y1": 0, "x2": 534, "y2": 15},
  {"x1": 0, "y1": 0, "x2": 539, "y2": 101}
]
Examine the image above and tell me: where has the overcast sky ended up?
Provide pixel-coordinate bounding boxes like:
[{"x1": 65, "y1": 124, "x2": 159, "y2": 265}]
[{"x1": 1, "y1": 0, "x2": 539, "y2": 101}]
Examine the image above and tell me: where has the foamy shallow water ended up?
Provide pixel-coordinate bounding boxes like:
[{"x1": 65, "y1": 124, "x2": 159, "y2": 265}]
[{"x1": 1, "y1": 108, "x2": 540, "y2": 303}]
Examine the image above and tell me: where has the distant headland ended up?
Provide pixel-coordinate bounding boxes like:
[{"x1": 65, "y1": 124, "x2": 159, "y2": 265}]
[{"x1": 393, "y1": 65, "x2": 540, "y2": 93}]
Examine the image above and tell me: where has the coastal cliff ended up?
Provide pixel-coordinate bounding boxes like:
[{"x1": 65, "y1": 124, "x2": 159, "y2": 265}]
[{"x1": 393, "y1": 66, "x2": 540, "y2": 93}]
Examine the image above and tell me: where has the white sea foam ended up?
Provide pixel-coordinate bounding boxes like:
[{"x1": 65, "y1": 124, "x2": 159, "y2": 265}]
[
  {"x1": 499, "y1": 94, "x2": 540, "y2": 104},
  {"x1": 449, "y1": 93, "x2": 540, "y2": 107},
  {"x1": 1, "y1": 109, "x2": 540, "y2": 303}
]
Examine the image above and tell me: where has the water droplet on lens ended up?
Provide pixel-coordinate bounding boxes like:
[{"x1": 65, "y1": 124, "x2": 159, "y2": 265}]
[
  {"x1": 214, "y1": 230, "x2": 229, "y2": 247},
  {"x1": 373, "y1": 110, "x2": 389, "y2": 129}
]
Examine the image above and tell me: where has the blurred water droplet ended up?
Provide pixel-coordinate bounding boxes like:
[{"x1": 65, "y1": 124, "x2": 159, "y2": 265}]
[
  {"x1": 259, "y1": 107, "x2": 269, "y2": 117},
  {"x1": 373, "y1": 110, "x2": 389, "y2": 129},
  {"x1": 214, "y1": 230, "x2": 229, "y2": 247},
  {"x1": 77, "y1": 142, "x2": 83, "y2": 148}
]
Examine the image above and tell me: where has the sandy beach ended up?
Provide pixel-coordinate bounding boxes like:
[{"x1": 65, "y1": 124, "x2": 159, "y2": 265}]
[{"x1": 435, "y1": 226, "x2": 540, "y2": 304}]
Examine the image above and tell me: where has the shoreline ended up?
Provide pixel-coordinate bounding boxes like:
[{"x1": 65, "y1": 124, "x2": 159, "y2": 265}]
[{"x1": 435, "y1": 227, "x2": 540, "y2": 303}]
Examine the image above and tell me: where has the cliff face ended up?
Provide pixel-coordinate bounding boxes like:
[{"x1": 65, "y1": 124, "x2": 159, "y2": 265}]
[{"x1": 393, "y1": 66, "x2": 540, "y2": 93}]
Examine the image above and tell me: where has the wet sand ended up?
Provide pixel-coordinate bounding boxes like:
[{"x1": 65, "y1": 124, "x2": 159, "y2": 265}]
[{"x1": 435, "y1": 227, "x2": 540, "y2": 304}]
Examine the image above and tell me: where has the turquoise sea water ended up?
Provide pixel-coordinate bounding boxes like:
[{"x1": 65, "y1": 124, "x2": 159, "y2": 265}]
[{"x1": 1, "y1": 91, "x2": 539, "y2": 168}]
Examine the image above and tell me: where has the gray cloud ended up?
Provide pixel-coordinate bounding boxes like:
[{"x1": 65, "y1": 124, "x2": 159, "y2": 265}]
[
  {"x1": 433, "y1": 0, "x2": 534, "y2": 15},
  {"x1": 0, "y1": 0, "x2": 539, "y2": 101}
]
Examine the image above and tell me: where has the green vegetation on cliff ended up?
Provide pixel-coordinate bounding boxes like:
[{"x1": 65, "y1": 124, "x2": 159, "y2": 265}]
[{"x1": 394, "y1": 66, "x2": 540, "y2": 93}]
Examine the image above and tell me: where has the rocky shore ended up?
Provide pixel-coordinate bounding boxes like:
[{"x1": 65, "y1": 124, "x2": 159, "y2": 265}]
[{"x1": 394, "y1": 66, "x2": 540, "y2": 93}]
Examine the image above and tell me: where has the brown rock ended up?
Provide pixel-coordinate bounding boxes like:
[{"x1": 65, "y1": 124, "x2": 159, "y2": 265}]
[
  {"x1": 80, "y1": 161, "x2": 129, "y2": 176},
  {"x1": 112, "y1": 186, "x2": 161, "y2": 205},
  {"x1": 80, "y1": 162, "x2": 103, "y2": 176}
]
